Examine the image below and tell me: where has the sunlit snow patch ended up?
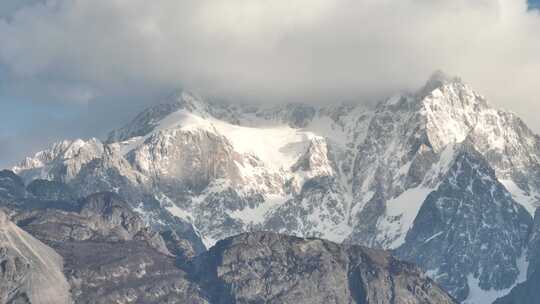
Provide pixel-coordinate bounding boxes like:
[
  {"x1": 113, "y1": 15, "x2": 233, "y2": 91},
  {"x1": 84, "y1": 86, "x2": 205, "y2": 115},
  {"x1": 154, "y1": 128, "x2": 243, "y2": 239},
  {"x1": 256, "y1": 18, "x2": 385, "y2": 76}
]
[
  {"x1": 501, "y1": 179, "x2": 539, "y2": 215},
  {"x1": 375, "y1": 187, "x2": 434, "y2": 249}
]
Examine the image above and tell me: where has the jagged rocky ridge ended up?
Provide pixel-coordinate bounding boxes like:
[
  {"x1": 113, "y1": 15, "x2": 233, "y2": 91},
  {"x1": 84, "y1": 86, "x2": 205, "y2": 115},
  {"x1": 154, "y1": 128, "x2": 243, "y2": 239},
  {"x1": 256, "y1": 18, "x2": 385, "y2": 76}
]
[
  {"x1": 10, "y1": 72, "x2": 540, "y2": 302},
  {"x1": 0, "y1": 178, "x2": 456, "y2": 304},
  {"x1": 192, "y1": 232, "x2": 456, "y2": 304}
]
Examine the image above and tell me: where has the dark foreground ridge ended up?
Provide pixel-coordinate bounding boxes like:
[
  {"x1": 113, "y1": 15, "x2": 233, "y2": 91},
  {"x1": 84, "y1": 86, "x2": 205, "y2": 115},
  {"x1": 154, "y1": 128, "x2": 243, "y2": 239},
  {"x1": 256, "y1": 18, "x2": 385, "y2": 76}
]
[
  {"x1": 0, "y1": 182, "x2": 456, "y2": 303},
  {"x1": 192, "y1": 231, "x2": 456, "y2": 304}
]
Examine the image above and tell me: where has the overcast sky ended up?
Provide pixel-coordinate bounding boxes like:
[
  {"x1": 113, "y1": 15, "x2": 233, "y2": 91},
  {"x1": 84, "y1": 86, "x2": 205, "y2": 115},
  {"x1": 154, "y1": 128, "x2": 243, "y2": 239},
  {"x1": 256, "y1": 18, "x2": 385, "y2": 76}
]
[{"x1": 0, "y1": 0, "x2": 540, "y2": 168}]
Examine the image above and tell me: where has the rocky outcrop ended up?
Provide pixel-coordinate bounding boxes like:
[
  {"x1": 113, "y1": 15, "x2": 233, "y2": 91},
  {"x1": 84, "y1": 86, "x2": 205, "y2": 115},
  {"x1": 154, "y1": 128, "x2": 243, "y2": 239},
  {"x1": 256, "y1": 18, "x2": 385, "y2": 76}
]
[
  {"x1": 0, "y1": 170, "x2": 26, "y2": 201},
  {"x1": 15, "y1": 192, "x2": 172, "y2": 255},
  {"x1": 14, "y1": 139, "x2": 105, "y2": 183},
  {"x1": 26, "y1": 179, "x2": 76, "y2": 202},
  {"x1": 193, "y1": 232, "x2": 456, "y2": 304},
  {"x1": 0, "y1": 210, "x2": 71, "y2": 304},
  {"x1": 263, "y1": 176, "x2": 350, "y2": 240},
  {"x1": 56, "y1": 240, "x2": 208, "y2": 304},
  {"x1": 127, "y1": 128, "x2": 242, "y2": 193},
  {"x1": 7, "y1": 192, "x2": 207, "y2": 304}
]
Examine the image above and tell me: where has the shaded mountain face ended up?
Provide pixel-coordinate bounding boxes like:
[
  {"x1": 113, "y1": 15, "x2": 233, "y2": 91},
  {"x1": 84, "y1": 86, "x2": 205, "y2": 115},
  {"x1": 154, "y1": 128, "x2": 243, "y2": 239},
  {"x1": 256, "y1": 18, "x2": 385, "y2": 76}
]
[
  {"x1": 10, "y1": 72, "x2": 540, "y2": 301},
  {"x1": 493, "y1": 270, "x2": 540, "y2": 304},
  {"x1": 494, "y1": 209, "x2": 540, "y2": 304},
  {"x1": 26, "y1": 179, "x2": 76, "y2": 202},
  {"x1": 0, "y1": 170, "x2": 25, "y2": 200},
  {"x1": 396, "y1": 144, "x2": 531, "y2": 302},
  {"x1": 0, "y1": 185, "x2": 456, "y2": 304}
]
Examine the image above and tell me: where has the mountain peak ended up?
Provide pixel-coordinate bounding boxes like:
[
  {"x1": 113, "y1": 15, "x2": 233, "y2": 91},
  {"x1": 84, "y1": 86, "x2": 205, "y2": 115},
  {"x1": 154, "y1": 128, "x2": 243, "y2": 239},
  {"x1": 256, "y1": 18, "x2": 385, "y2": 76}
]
[
  {"x1": 425, "y1": 70, "x2": 460, "y2": 88},
  {"x1": 415, "y1": 71, "x2": 489, "y2": 117},
  {"x1": 417, "y1": 70, "x2": 467, "y2": 100},
  {"x1": 170, "y1": 90, "x2": 209, "y2": 113},
  {"x1": 105, "y1": 90, "x2": 210, "y2": 143}
]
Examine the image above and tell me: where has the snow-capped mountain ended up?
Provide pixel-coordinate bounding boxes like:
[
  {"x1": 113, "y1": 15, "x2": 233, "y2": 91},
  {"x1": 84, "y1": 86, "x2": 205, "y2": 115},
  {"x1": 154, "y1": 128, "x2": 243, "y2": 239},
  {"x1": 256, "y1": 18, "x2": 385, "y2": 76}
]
[{"x1": 12, "y1": 72, "x2": 540, "y2": 302}]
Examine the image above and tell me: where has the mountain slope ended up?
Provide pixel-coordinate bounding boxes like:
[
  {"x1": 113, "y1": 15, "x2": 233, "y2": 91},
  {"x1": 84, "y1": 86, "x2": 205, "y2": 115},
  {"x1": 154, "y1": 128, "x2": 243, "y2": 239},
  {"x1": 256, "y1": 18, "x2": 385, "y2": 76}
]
[
  {"x1": 493, "y1": 208, "x2": 540, "y2": 303},
  {"x1": 0, "y1": 210, "x2": 71, "y2": 304},
  {"x1": 4, "y1": 191, "x2": 208, "y2": 304},
  {"x1": 193, "y1": 232, "x2": 457, "y2": 304}
]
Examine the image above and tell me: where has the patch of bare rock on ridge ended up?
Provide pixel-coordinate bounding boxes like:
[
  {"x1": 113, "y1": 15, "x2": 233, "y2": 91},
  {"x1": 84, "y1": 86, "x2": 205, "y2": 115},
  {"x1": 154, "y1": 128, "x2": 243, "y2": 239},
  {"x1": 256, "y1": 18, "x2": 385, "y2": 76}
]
[
  {"x1": 0, "y1": 209, "x2": 71, "y2": 304},
  {"x1": 9, "y1": 192, "x2": 207, "y2": 304},
  {"x1": 193, "y1": 232, "x2": 457, "y2": 304}
]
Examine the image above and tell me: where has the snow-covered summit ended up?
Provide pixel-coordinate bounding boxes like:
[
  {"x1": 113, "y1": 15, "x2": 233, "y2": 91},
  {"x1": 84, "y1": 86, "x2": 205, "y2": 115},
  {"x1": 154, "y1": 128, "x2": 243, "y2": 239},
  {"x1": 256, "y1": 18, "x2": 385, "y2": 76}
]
[
  {"x1": 13, "y1": 138, "x2": 104, "y2": 183},
  {"x1": 419, "y1": 70, "x2": 462, "y2": 96},
  {"x1": 106, "y1": 91, "x2": 209, "y2": 143}
]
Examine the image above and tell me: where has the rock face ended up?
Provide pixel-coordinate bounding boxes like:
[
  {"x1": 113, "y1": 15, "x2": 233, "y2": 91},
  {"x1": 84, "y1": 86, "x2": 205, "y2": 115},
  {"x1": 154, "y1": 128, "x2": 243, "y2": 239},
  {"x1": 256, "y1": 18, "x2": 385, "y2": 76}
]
[
  {"x1": 526, "y1": 208, "x2": 540, "y2": 280},
  {"x1": 0, "y1": 170, "x2": 26, "y2": 201},
  {"x1": 11, "y1": 72, "x2": 540, "y2": 301},
  {"x1": 493, "y1": 269, "x2": 540, "y2": 304},
  {"x1": 193, "y1": 232, "x2": 456, "y2": 304},
  {"x1": 5, "y1": 192, "x2": 208, "y2": 304},
  {"x1": 16, "y1": 192, "x2": 170, "y2": 253},
  {"x1": 55, "y1": 240, "x2": 208, "y2": 304},
  {"x1": 26, "y1": 179, "x2": 76, "y2": 202},
  {"x1": 0, "y1": 210, "x2": 71, "y2": 304},
  {"x1": 396, "y1": 144, "x2": 531, "y2": 301},
  {"x1": 495, "y1": 209, "x2": 540, "y2": 304},
  {"x1": 53, "y1": 229, "x2": 457, "y2": 304}
]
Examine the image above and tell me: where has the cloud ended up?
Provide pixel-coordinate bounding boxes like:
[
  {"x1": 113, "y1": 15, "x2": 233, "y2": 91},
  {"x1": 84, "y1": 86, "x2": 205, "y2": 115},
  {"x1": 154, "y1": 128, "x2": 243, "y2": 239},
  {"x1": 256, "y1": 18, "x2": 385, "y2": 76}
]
[
  {"x1": 0, "y1": 0, "x2": 540, "y2": 166},
  {"x1": 0, "y1": 0, "x2": 43, "y2": 18}
]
